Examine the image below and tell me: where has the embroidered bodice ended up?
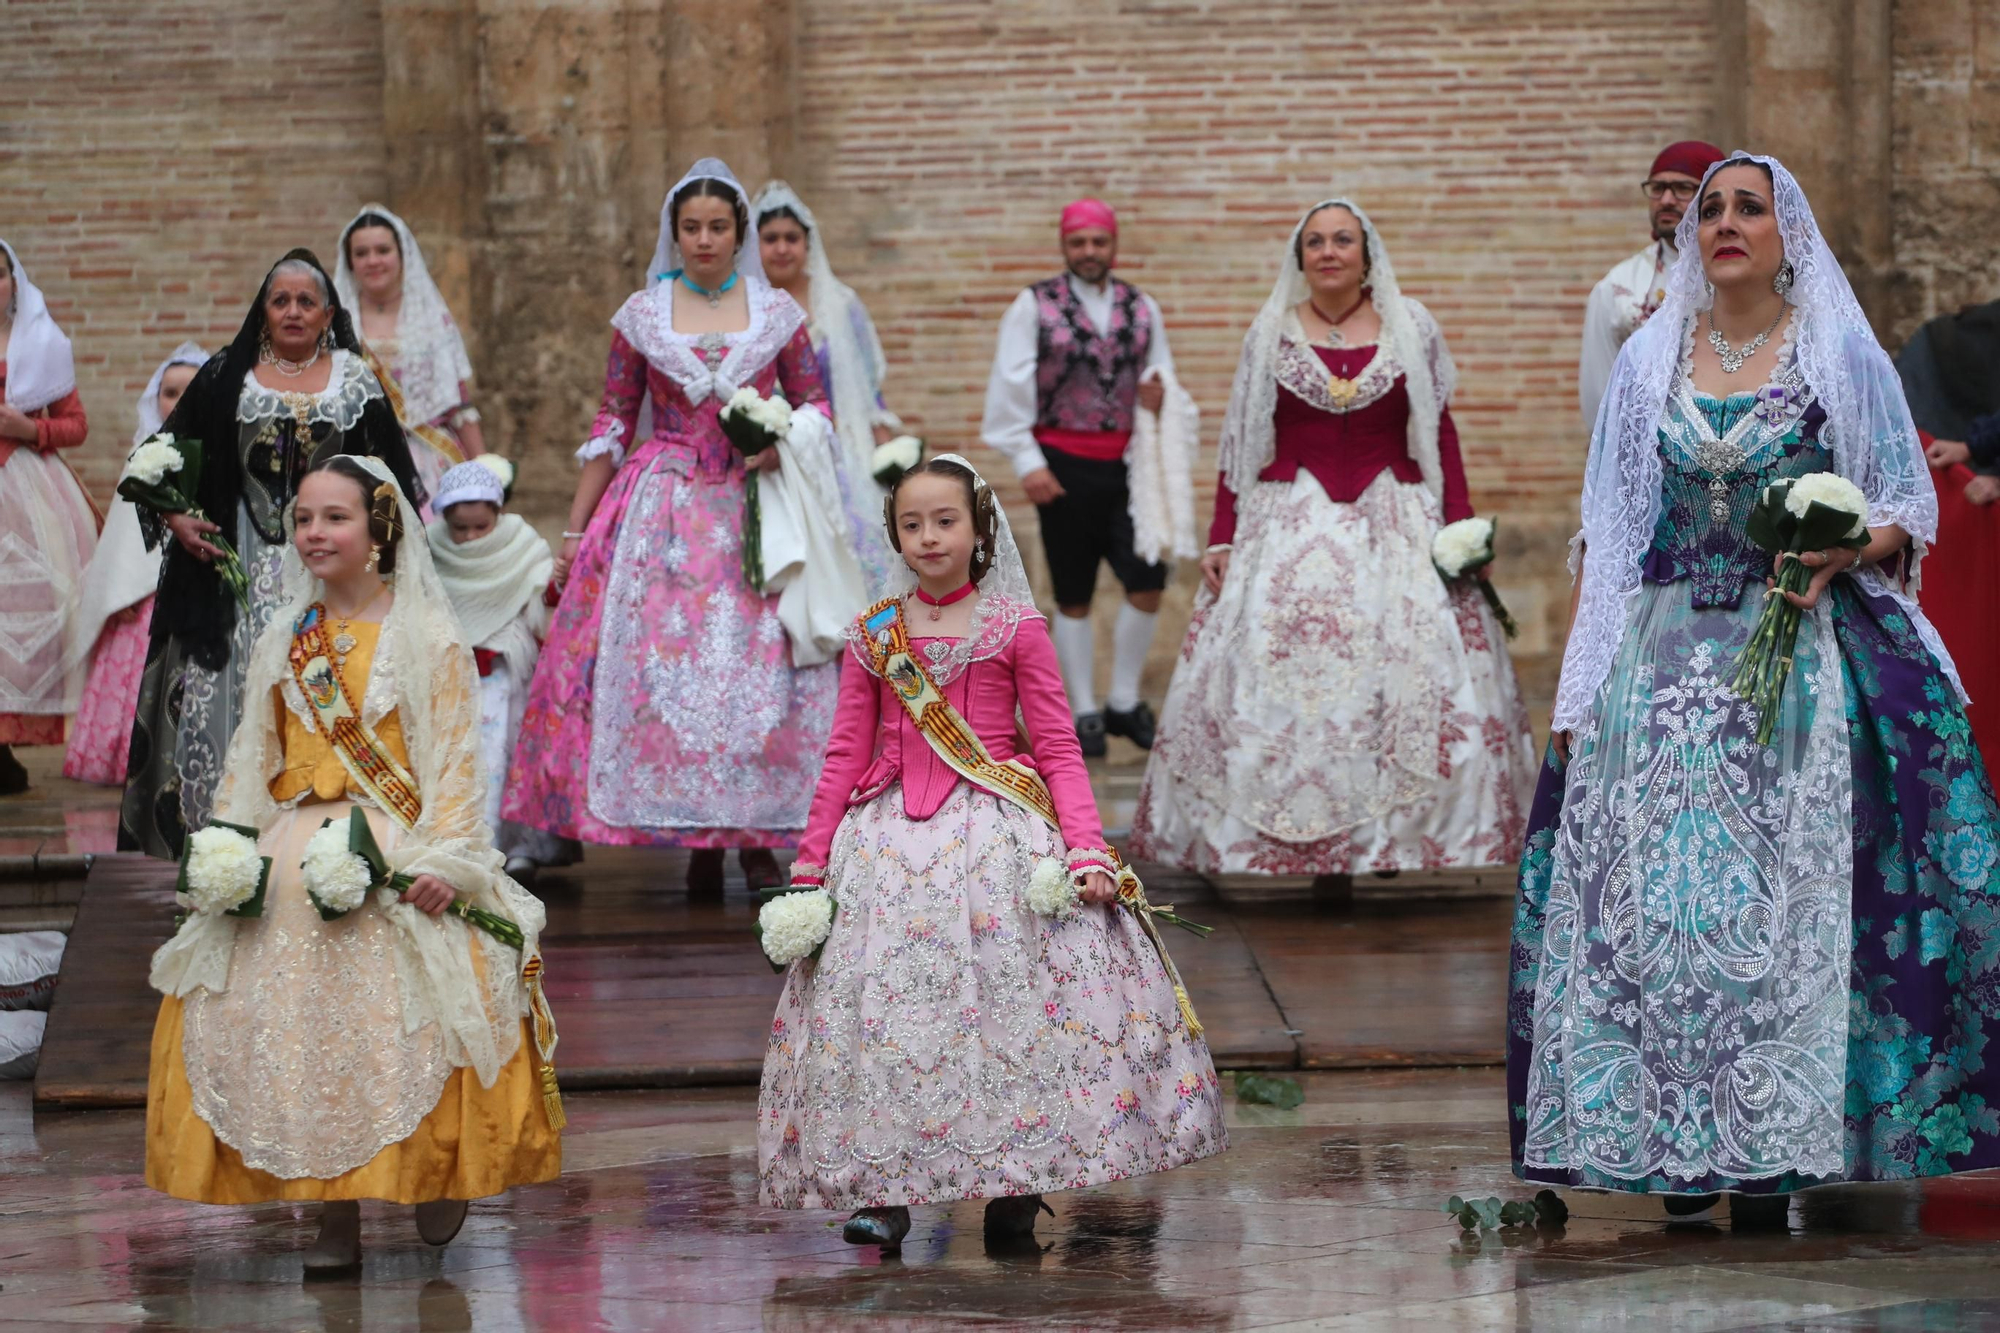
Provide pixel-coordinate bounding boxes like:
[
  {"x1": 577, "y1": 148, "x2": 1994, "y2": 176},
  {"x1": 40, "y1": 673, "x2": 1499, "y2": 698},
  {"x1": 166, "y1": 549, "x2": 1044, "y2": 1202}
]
[
  {"x1": 580, "y1": 277, "x2": 828, "y2": 479},
  {"x1": 1208, "y1": 338, "x2": 1472, "y2": 546},
  {"x1": 1033, "y1": 275, "x2": 1152, "y2": 433},
  {"x1": 235, "y1": 351, "x2": 387, "y2": 547},
  {"x1": 1644, "y1": 386, "x2": 1831, "y2": 609},
  {"x1": 791, "y1": 595, "x2": 1107, "y2": 870},
  {"x1": 268, "y1": 621, "x2": 409, "y2": 804}
]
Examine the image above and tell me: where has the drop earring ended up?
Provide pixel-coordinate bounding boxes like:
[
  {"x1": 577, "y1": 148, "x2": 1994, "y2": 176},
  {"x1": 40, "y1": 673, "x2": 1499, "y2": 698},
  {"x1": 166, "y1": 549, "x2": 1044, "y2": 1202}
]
[
  {"x1": 1773, "y1": 262, "x2": 1795, "y2": 298},
  {"x1": 365, "y1": 545, "x2": 381, "y2": 574}
]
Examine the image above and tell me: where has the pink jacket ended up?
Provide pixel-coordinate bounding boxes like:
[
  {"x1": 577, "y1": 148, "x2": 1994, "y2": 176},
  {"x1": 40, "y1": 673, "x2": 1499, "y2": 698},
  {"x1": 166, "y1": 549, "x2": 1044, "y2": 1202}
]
[{"x1": 790, "y1": 596, "x2": 1114, "y2": 883}]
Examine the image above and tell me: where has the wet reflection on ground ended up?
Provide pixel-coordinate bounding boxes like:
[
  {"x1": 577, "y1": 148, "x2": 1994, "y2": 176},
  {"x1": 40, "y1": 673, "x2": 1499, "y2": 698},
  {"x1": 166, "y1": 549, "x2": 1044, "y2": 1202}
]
[{"x1": 2, "y1": 1069, "x2": 1998, "y2": 1330}]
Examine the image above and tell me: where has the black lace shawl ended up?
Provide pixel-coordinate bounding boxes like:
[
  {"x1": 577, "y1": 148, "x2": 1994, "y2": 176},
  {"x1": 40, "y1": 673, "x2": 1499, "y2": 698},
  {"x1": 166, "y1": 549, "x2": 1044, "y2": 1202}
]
[{"x1": 147, "y1": 249, "x2": 419, "y2": 667}]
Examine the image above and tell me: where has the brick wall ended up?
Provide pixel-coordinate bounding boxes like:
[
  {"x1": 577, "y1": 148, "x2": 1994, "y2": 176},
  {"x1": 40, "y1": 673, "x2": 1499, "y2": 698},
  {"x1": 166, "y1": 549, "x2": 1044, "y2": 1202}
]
[
  {"x1": 0, "y1": 0, "x2": 387, "y2": 497},
  {"x1": 1888, "y1": 0, "x2": 2000, "y2": 344},
  {"x1": 786, "y1": 0, "x2": 1723, "y2": 706}
]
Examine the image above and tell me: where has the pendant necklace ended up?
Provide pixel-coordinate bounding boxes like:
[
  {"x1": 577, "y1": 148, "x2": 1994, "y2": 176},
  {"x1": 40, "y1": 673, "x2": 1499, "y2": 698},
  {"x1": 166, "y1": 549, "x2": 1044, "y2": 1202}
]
[
  {"x1": 1708, "y1": 304, "x2": 1786, "y2": 375},
  {"x1": 1309, "y1": 290, "x2": 1372, "y2": 408},
  {"x1": 328, "y1": 585, "x2": 389, "y2": 669},
  {"x1": 912, "y1": 581, "x2": 976, "y2": 623}
]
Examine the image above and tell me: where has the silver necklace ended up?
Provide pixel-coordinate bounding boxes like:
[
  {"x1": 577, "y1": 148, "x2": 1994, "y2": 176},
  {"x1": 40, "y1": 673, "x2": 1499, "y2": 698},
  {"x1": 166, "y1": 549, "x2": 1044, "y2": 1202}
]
[{"x1": 1707, "y1": 305, "x2": 1785, "y2": 375}]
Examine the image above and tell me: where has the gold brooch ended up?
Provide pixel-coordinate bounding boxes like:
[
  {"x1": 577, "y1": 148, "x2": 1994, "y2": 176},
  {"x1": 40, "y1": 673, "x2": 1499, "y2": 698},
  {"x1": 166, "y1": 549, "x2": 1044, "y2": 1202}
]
[{"x1": 1327, "y1": 375, "x2": 1360, "y2": 410}]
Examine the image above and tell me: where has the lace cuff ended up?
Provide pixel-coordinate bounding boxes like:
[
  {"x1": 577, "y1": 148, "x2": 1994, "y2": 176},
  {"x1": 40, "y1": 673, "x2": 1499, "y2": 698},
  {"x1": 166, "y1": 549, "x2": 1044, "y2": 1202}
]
[
  {"x1": 575, "y1": 419, "x2": 627, "y2": 468},
  {"x1": 1065, "y1": 847, "x2": 1118, "y2": 882},
  {"x1": 1566, "y1": 529, "x2": 1586, "y2": 581},
  {"x1": 789, "y1": 861, "x2": 826, "y2": 888}
]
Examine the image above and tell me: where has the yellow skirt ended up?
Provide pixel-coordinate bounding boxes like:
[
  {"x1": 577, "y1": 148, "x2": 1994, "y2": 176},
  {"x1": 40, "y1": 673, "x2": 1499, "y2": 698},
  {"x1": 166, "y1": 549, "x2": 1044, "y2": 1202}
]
[{"x1": 146, "y1": 997, "x2": 561, "y2": 1204}]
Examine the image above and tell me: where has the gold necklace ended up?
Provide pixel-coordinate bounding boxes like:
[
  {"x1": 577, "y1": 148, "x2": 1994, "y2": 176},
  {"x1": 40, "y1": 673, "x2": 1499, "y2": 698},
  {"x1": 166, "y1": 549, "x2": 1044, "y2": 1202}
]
[{"x1": 327, "y1": 585, "x2": 388, "y2": 668}]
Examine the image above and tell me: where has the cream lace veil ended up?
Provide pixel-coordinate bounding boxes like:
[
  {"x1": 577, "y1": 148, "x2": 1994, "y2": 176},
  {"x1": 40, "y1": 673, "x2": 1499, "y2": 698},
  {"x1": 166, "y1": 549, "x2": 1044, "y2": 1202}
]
[
  {"x1": 1215, "y1": 199, "x2": 1455, "y2": 501},
  {"x1": 334, "y1": 204, "x2": 475, "y2": 427},
  {"x1": 152, "y1": 455, "x2": 545, "y2": 1087},
  {"x1": 647, "y1": 158, "x2": 765, "y2": 290},
  {"x1": 1553, "y1": 152, "x2": 1952, "y2": 732}
]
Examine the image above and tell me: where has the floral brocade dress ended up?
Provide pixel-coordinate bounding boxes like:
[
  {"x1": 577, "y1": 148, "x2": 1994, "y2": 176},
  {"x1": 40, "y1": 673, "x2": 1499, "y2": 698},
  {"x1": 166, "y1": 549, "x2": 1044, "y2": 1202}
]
[
  {"x1": 145, "y1": 622, "x2": 560, "y2": 1204},
  {"x1": 1510, "y1": 384, "x2": 2000, "y2": 1196},
  {"x1": 504, "y1": 278, "x2": 839, "y2": 847}
]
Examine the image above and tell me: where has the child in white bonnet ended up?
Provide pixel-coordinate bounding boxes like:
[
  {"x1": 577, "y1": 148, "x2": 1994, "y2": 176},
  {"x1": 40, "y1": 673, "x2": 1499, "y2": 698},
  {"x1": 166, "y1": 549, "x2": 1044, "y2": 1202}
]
[{"x1": 426, "y1": 457, "x2": 580, "y2": 880}]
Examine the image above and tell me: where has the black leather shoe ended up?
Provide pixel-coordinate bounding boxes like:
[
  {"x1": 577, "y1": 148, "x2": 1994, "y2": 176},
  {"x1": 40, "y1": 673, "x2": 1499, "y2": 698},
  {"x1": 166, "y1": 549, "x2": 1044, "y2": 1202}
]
[
  {"x1": 1075, "y1": 713, "x2": 1107, "y2": 758},
  {"x1": 1103, "y1": 701, "x2": 1156, "y2": 750},
  {"x1": 687, "y1": 847, "x2": 725, "y2": 896},
  {"x1": 0, "y1": 747, "x2": 28, "y2": 797}
]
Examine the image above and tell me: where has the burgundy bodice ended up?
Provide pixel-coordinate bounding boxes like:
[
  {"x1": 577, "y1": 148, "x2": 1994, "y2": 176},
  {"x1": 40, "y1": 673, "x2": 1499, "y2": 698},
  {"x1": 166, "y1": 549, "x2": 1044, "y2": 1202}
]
[{"x1": 1208, "y1": 344, "x2": 1471, "y2": 546}]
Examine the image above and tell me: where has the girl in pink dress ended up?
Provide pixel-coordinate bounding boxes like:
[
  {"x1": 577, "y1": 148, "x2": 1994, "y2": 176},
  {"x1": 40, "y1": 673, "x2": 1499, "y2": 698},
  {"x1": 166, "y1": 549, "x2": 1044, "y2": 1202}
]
[
  {"x1": 757, "y1": 454, "x2": 1227, "y2": 1249},
  {"x1": 64, "y1": 343, "x2": 206, "y2": 786},
  {"x1": 504, "y1": 159, "x2": 841, "y2": 891}
]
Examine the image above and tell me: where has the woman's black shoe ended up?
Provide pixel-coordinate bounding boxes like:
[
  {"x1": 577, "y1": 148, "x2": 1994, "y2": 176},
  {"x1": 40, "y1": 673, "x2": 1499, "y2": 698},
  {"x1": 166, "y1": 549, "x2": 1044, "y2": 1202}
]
[
  {"x1": 1103, "y1": 701, "x2": 1156, "y2": 749},
  {"x1": 1663, "y1": 1192, "x2": 1721, "y2": 1223},
  {"x1": 1075, "y1": 713, "x2": 1107, "y2": 758},
  {"x1": 0, "y1": 746, "x2": 28, "y2": 797}
]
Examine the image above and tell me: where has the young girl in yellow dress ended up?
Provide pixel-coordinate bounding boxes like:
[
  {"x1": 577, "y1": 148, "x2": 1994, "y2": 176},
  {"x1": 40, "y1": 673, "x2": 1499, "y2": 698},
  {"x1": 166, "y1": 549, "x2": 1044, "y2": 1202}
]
[{"x1": 144, "y1": 453, "x2": 561, "y2": 1273}]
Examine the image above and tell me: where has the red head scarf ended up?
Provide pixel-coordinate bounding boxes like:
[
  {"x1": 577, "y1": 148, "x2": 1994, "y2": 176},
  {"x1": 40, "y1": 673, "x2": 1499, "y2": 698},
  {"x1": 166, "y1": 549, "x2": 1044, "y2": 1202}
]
[
  {"x1": 1649, "y1": 140, "x2": 1725, "y2": 181},
  {"x1": 1059, "y1": 198, "x2": 1118, "y2": 236}
]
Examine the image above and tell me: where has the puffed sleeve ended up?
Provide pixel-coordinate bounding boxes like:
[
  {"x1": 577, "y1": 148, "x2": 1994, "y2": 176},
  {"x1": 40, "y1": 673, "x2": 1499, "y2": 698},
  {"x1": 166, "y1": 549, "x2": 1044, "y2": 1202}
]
[
  {"x1": 789, "y1": 640, "x2": 882, "y2": 884},
  {"x1": 578, "y1": 332, "x2": 647, "y2": 468}
]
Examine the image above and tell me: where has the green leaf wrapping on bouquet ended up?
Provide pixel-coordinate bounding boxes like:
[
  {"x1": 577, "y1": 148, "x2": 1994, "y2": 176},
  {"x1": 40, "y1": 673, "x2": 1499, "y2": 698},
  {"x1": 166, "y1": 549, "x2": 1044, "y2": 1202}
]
[
  {"x1": 718, "y1": 408, "x2": 780, "y2": 460},
  {"x1": 1793, "y1": 499, "x2": 1872, "y2": 554},
  {"x1": 1742, "y1": 477, "x2": 1797, "y2": 555},
  {"x1": 173, "y1": 818, "x2": 271, "y2": 919},
  {"x1": 742, "y1": 470, "x2": 765, "y2": 594},
  {"x1": 345, "y1": 806, "x2": 406, "y2": 888}
]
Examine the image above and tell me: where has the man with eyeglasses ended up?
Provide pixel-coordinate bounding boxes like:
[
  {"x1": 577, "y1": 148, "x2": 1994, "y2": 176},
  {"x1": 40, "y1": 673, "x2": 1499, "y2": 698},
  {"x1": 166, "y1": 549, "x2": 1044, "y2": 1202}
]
[{"x1": 1578, "y1": 140, "x2": 1724, "y2": 428}]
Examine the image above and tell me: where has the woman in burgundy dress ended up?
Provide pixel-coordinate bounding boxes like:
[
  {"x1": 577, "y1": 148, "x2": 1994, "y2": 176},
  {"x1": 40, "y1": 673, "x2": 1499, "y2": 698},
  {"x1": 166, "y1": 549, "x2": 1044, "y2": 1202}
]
[{"x1": 1131, "y1": 199, "x2": 1534, "y2": 884}]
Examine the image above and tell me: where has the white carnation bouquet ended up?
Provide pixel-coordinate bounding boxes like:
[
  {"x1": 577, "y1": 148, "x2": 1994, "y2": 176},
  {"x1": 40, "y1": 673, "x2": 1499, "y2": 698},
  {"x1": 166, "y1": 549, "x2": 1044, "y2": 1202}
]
[
  {"x1": 118, "y1": 432, "x2": 251, "y2": 612},
  {"x1": 298, "y1": 808, "x2": 525, "y2": 946},
  {"x1": 870, "y1": 434, "x2": 924, "y2": 488},
  {"x1": 1728, "y1": 473, "x2": 1870, "y2": 744},
  {"x1": 176, "y1": 820, "x2": 270, "y2": 918},
  {"x1": 719, "y1": 387, "x2": 796, "y2": 593},
  {"x1": 1431, "y1": 517, "x2": 1517, "y2": 638},
  {"x1": 755, "y1": 886, "x2": 836, "y2": 970},
  {"x1": 1025, "y1": 857, "x2": 1080, "y2": 918}
]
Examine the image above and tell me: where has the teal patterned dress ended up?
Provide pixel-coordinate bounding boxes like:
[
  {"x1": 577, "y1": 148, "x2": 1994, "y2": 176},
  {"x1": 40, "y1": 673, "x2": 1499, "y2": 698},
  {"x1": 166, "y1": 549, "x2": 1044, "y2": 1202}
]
[{"x1": 1509, "y1": 385, "x2": 2000, "y2": 1195}]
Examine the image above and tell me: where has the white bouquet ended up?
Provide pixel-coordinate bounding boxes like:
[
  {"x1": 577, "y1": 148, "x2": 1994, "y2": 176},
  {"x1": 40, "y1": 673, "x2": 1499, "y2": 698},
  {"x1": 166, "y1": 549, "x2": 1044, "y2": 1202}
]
[
  {"x1": 755, "y1": 887, "x2": 836, "y2": 969},
  {"x1": 1431, "y1": 516, "x2": 1517, "y2": 639},
  {"x1": 300, "y1": 821, "x2": 375, "y2": 920},
  {"x1": 1025, "y1": 857, "x2": 1080, "y2": 918},
  {"x1": 178, "y1": 822, "x2": 269, "y2": 918},
  {"x1": 473, "y1": 453, "x2": 516, "y2": 492},
  {"x1": 870, "y1": 434, "x2": 924, "y2": 487},
  {"x1": 718, "y1": 388, "x2": 797, "y2": 594},
  {"x1": 121, "y1": 434, "x2": 186, "y2": 488},
  {"x1": 1783, "y1": 472, "x2": 1869, "y2": 539}
]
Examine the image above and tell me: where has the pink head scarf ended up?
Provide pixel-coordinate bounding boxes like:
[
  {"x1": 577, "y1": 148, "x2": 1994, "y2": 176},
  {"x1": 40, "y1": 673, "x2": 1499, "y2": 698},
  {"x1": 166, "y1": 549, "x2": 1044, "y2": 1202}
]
[{"x1": 1059, "y1": 199, "x2": 1118, "y2": 237}]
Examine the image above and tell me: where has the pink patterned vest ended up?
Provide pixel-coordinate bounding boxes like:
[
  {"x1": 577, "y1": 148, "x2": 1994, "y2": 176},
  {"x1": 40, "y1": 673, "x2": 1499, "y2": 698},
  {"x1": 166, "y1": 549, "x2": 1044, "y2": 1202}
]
[{"x1": 1032, "y1": 276, "x2": 1152, "y2": 434}]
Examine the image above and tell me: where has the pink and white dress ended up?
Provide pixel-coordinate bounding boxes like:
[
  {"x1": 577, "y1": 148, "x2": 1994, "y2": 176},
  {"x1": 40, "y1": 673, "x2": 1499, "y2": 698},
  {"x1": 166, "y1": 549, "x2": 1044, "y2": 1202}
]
[
  {"x1": 504, "y1": 276, "x2": 838, "y2": 847},
  {"x1": 758, "y1": 592, "x2": 1227, "y2": 1209}
]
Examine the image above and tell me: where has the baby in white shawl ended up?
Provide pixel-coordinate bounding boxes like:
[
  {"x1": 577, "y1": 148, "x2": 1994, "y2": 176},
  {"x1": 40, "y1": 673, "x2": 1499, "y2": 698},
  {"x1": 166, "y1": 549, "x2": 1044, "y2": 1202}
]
[{"x1": 426, "y1": 458, "x2": 580, "y2": 879}]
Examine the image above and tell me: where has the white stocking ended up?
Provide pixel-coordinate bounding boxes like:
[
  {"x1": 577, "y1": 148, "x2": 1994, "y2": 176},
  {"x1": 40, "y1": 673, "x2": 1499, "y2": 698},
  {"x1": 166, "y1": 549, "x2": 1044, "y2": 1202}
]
[
  {"x1": 1106, "y1": 602, "x2": 1158, "y2": 712},
  {"x1": 1051, "y1": 612, "x2": 1098, "y2": 717}
]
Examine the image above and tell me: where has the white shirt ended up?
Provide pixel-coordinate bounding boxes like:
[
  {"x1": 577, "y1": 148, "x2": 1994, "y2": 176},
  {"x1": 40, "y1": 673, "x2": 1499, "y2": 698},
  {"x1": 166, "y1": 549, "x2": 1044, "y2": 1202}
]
[
  {"x1": 1579, "y1": 240, "x2": 1675, "y2": 430},
  {"x1": 980, "y1": 273, "x2": 1174, "y2": 481}
]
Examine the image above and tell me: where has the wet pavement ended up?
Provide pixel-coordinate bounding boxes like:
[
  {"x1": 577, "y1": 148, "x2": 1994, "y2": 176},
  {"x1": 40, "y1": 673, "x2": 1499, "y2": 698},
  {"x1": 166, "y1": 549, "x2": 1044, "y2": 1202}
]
[{"x1": 3, "y1": 1069, "x2": 2000, "y2": 1331}]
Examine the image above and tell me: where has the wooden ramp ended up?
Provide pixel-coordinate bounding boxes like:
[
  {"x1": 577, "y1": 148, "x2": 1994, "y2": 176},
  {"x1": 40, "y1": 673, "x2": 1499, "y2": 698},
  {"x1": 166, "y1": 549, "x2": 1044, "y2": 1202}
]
[{"x1": 34, "y1": 850, "x2": 1507, "y2": 1110}]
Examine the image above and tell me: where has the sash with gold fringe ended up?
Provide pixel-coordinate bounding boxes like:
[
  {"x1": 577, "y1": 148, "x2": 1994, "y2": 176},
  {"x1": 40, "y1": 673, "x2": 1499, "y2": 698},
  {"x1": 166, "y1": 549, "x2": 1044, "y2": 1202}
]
[
  {"x1": 289, "y1": 604, "x2": 566, "y2": 1129},
  {"x1": 858, "y1": 597, "x2": 1204, "y2": 1036}
]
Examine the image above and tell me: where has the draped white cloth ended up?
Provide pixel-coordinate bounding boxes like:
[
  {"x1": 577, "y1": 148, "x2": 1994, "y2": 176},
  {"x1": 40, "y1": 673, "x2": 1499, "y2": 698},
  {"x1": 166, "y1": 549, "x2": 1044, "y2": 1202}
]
[
  {"x1": 1554, "y1": 152, "x2": 1952, "y2": 732},
  {"x1": 759, "y1": 405, "x2": 871, "y2": 666},
  {"x1": 0, "y1": 240, "x2": 75, "y2": 413}
]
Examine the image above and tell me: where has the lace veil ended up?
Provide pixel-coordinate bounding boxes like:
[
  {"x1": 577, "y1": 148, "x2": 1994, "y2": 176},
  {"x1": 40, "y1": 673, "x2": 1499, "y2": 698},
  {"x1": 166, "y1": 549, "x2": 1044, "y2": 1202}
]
[
  {"x1": 1215, "y1": 199, "x2": 1455, "y2": 500},
  {"x1": 1554, "y1": 152, "x2": 1950, "y2": 732},
  {"x1": 750, "y1": 180, "x2": 894, "y2": 482},
  {"x1": 133, "y1": 341, "x2": 210, "y2": 446},
  {"x1": 0, "y1": 239, "x2": 76, "y2": 413},
  {"x1": 334, "y1": 205, "x2": 475, "y2": 427},
  {"x1": 646, "y1": 157, "x2": 766, "y2": 290},
  {"x1": 150, "y1": 455, "x2": 546, "y2": 1087}
]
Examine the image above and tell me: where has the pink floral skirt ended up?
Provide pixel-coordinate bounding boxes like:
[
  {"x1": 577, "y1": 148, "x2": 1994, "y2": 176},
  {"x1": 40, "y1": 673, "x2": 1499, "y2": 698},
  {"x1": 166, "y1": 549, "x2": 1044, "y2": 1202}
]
[
  {"x1": 63, "y1": 598, "x2": 154, "y2": 785},
  {"x1": 757, "y1": 782, "x2": 1227, "y2": 1210}
]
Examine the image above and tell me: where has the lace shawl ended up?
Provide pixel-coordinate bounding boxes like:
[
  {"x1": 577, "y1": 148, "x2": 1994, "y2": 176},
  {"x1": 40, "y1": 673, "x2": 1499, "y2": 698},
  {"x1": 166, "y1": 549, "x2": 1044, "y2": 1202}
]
[{"x1": 1554, "y1": 152, "x2": 1951, "y2": 732}]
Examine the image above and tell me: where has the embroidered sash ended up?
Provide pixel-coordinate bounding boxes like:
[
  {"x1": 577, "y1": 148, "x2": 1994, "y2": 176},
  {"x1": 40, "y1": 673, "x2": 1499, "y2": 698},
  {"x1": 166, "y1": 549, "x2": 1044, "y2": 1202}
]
[
  {"x1": 288, "y1": 606, "x2": 425, "y2": 830},
  {"x1": 858, "y1": 597, "x2": 1204, "y2": 1036},
  {"x1": 287, "y1": 604, "x2": 566, "y2": 1130}
]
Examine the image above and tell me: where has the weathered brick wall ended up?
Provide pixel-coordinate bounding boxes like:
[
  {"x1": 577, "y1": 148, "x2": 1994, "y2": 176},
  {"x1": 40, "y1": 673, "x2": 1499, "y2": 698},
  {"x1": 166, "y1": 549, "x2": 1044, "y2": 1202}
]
[
  {"x1": 1887, "y1": 0, "x2": 2000, "y2": 345},
  {"x1": 0, "y1": 0, "x2": 387, "y2": 496},
  {"x1": 786, "y1": 0, "x2": 1725, "y2": 708}
]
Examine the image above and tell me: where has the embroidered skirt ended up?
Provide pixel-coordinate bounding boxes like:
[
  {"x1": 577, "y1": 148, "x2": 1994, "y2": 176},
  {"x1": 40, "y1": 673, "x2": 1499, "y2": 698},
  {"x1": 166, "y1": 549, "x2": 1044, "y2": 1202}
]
[
  {"x1": 757, "y1": 782, "x2": 1227, "y2": 1209},
  {"x1": 1131, "y1": 471, "x2": 1535, "y2": 875}
]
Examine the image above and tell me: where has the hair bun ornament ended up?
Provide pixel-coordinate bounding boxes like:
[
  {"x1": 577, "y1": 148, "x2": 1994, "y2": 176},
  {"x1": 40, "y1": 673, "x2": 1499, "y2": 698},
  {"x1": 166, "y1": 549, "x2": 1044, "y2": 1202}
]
[{"x1": 372, "y1": 480, "x2": 402, "y2": 544}]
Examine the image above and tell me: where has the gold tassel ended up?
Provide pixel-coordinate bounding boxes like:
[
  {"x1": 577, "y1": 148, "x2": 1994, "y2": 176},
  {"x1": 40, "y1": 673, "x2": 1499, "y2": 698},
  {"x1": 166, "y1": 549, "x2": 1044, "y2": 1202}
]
[
  {"x1": 1113, "y1": 859, "x2": 1206, "y2": 1040},
  {"x1": 1174, "y1": 984, "x2": 1204, "y2": 1040},
  {"x1": 522, "y1": 951, "x2": 566, "y2": 1132}
]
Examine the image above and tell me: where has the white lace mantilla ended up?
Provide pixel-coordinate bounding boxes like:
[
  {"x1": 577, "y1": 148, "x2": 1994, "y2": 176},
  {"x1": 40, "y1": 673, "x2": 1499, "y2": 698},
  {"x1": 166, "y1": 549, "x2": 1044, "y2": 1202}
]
[
  {"x1": 1275, "y1": 335, "x2": 1398, "y2": 416},
  {"x1": 608, "y1": 275, "x2": 806, "y2": 407},
  {"x1": 236, "y1": 350, "x2": 380, "y2": 430}
]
